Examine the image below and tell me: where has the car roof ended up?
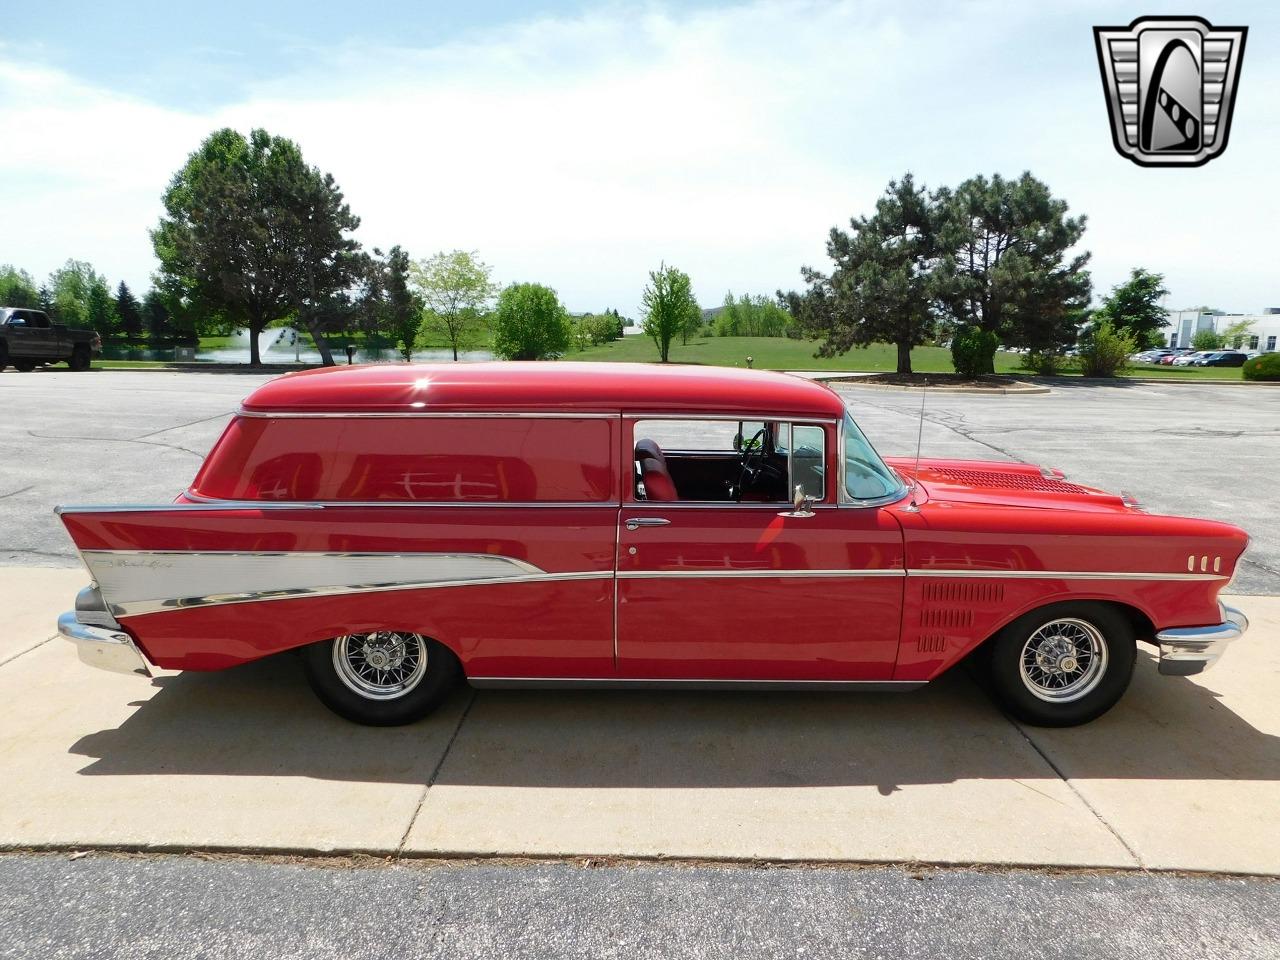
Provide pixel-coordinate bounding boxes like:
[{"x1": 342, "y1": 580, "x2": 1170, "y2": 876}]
[{"x1": 241, "y1": 362, "x2": 847, "y2": 417}]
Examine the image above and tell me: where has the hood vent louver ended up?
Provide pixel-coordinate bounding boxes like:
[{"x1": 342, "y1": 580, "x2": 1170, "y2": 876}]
[{"x1": 929, "y1": 468, "x2": 1091, "y2": 495}]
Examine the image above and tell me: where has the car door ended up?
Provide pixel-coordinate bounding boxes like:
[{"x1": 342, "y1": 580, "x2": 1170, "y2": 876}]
[
  {"x1": 616, "y1": 417, "x2": 906, "y2": 681},
  {"x1": 4, "y1": 311, "x2": 39, "y2": 357}
]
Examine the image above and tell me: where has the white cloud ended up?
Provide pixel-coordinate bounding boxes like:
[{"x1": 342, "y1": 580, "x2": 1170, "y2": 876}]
[{"x1": 2, "y1": 1, "x2": 1278, "y2": 316}]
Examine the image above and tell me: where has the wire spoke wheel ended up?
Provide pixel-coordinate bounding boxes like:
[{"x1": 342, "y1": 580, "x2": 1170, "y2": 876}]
[
  {"x1": 1017, "y1": 617, "x2": 1109, "y2": 704},
  {"x1": 332, "y1": 631, "x2": 429, "y2": 701}
]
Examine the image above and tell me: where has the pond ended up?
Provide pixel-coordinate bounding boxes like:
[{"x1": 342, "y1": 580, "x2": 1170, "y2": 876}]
[{"x1": 100, "y1": 327, "x2": 496, "y2": 364}]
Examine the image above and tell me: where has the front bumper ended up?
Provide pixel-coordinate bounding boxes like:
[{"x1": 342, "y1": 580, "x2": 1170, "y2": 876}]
[
  {"x1": 58, "y1": 610, "x2": 152, "y2": 678},
  {"x1": 1156, "y1": 604, "x2": 1248, "y2": 676}
]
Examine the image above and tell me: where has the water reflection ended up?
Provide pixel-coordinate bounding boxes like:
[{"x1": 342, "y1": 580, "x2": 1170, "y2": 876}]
[{"x1": 100, "y1": 326, "x2": 496, "y2": 364}]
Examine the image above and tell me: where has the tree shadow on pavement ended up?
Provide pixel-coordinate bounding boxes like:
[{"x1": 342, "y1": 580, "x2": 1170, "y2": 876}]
[{"x1": 67, "y1": 650, "x2": 1280, "y2": 793}]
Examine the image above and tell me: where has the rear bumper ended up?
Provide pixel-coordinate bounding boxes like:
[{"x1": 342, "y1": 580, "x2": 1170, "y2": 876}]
[
  {"x1": 1156, "y1": 605, "x2": 1248, "y2": 676},
  {"x1": 58, "y1": 610, "x2": 152, "y2": 678}
]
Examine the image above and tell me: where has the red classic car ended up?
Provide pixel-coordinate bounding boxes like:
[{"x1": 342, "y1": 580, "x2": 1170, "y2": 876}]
[{"x1": 56, "y1": 363, "x2": 1249, "y2": 727}]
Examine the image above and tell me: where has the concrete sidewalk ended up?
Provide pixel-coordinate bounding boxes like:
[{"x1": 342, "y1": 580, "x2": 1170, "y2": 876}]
[{"x1": 0, "y1": 565, "x2": 1276, "y2": 873}]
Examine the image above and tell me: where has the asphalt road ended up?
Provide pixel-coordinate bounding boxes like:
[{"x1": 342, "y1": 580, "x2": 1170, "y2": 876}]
[
  {"x1": 2, "y1": 854, "x2": 1277, "y2": 960},
  {"x1": 2, "y1": 369, "x2": 1277, "y2": 592}
]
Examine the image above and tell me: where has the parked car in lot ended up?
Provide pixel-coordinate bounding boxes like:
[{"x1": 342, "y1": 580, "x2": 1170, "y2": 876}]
[
  {"x1": 1192, "y1": 351, "x2": 1248, "y2": 367},
  {"x1": 0, "y1": 307, "x2": 100, "y2": 371},
  {"x1": 1172, "y1": 352, "x2": 1211, "y2": 366},
  {"x1": 55, "y1": 364, "x2": 1250, "y2": 728}
]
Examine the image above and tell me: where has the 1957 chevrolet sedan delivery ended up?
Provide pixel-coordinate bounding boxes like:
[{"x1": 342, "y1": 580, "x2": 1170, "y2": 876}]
[{"x1": 56, "y1": 362, "x2": 1249, "y2": 727}]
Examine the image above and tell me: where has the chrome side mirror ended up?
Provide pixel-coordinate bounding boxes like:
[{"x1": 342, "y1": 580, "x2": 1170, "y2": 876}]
[{"x1": 778, "y1": 484, "x2": 816, "y2": 518}]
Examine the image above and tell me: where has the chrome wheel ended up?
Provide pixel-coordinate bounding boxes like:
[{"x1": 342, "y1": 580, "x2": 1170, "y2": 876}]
[
  {"x1": 331, "y1": 632, "x2": 428, "y2": 701},
  {"x1": 1018, "y1": 618, "x2": 1108, "y2": 703}
]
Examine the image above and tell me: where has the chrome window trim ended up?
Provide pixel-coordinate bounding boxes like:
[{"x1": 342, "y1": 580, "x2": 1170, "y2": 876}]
[
  {"x1": 837, "y1": 411, "x2": 911, "y2": 509},
  {"x1": 626, "y1": 413, "x2": 840, "y2": 425},
  {"x1": 237, "y1": 409, "x2": 623, "y2": 419}
]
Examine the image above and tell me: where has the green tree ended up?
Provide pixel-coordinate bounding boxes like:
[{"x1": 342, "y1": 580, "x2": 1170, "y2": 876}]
[
  {"x1": 1096, "y1": 268, "x2": 1169, "y2": 349},
  {"x1": 783, "y1": 174, "x2": 939, "y2": 374},
  {"x1": 85, "y1": 280, "x2": 118, "y2": 338},
  {"x1": 411, "y1": 250, "x2": 498, "y2": 361},
  {"x1": 933, "y1": 172, "x2": 1091, "y2": 371},
  {"x1": 380, "y1": 246, "x2": 423, "y2": 362},
  {"x1": 492, "y1": 282, "x2": 570, "y2": 360},
  {"x1": 141, "y1": 290, "x2": 172, "y2": 342},
  {"x1": 642, "y1": 262, "x2": 699, "y2": 363},
  {"x1": 48, "y1": 260, "x2": 104, "y2": 329},
  {"x1": 1191, "y1": 329, "x2": 1223, "y2": 351},
  {"x1": 1079, "y1": 320, "x2": 1136, "y2": 378},
  {"x1": 1221, "y1": 318, "x2": 1256, "y2": 349},
  {"x1": 713, "y1": 292, "x2": 793, "y2": 337},
  {"x1": 153, "y1": 127, "x2": 363, "y2": 366},
  {"x1": 115, "y1": 282, "x2": 143, "y2": 341},
  {"x1": 0, "y1": 265, "x2": 40, "y2": 308}
]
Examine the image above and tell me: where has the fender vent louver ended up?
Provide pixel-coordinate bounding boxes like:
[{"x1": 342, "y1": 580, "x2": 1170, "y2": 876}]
[
  {"x1": 922, "y1": 582, "x2": 1005, "y2": 604},
  {"x1": 917, "y1": 634, "x2": 947, "y2": 654},
  {"x1": 919, "y1": 608, "x2": 974, "y2": 629}
]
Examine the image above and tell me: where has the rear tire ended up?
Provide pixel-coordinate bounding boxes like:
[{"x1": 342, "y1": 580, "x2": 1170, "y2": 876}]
[
  {"x1": 12, "y1": 358, "x2": 36, "y2": 372},
  {"x1": 0, "y1": 342, "x2": 7, "y2": 371},
  {"x1": 69, "y1": 344, "x2": 91, "y2": 371},
  {"x1": 301, "y1": 631, "x2": 460, "y2": 726},
  {"x1": 986, "y1": 602, "x2": 1135, "y2": 727}
]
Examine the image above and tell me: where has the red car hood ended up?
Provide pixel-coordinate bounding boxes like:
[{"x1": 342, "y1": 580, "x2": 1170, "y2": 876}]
[{"x1": 884, "y1": 457, "x2": 1131, "y2": 513}]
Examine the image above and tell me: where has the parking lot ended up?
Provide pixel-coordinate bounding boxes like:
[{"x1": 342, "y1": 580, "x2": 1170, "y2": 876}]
[{"x1": 1, "y1": 369, "x2": 1278, "y2": 877}]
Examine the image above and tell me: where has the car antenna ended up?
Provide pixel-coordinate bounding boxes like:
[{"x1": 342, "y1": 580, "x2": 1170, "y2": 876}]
[{"x1": 904, "y1": 385, "x2": 926, "y2": 513}]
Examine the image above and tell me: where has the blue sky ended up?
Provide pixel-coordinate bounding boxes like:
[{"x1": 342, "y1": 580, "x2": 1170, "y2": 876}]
[{"x1": 2, "y1": 1, "x2": 1277, "y2": 318}]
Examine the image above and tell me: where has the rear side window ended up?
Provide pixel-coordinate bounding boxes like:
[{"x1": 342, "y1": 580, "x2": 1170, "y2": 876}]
[{"x1": 193, "y1": 416, "x2": 617, "y2": 503}]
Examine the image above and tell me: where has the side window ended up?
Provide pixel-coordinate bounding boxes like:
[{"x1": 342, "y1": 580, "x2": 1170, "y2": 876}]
[
  {"x1": 630, "y1": 419, "x2": 823, "y2": 504},
  {"x1": 789, "y1": 424, "x2": 826, "y2": 501}
]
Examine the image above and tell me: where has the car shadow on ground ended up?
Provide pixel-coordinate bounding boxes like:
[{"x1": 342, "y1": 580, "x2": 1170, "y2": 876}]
[{"x1": 66, "y1": 649, "x2": 1280, "y2": 792}]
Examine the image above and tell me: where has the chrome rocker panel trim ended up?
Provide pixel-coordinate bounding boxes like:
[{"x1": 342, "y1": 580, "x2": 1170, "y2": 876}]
[
  {"x1": 58, "y1": 610, "x2": 152, "y2": 678},
  {"x1": 468, "y1": 677, "x2": 926, "y2": 692},
  {"x1": 1156, "y1": 604, "x2": 1248, "y2": 676}
]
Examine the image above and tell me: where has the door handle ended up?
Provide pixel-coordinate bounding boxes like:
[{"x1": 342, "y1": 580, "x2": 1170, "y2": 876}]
[{"x1": 625, "y1": 517, "x2": 671, "y2": 531}]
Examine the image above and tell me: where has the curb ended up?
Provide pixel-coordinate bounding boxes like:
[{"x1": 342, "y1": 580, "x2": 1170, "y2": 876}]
[{"x1": 825, "y1": 379, "x2": 1051, "y2": 395}]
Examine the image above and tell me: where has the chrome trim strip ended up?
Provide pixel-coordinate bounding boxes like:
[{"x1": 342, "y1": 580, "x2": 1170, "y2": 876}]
[
  {"x1": 58, "y1": 611, "x2": 152, "y2": 678},
  {"x1": 78, "y1": 550, "x2": 612, "y2": 619},
  {"x1": 1156, "y1": 604, "x2": 1248, "y2": 676},
  {"x1": 180, "y1": 490, "x2": 621, "y2": 509},
  {"x1": 618, "y1": 569, "x2": 906, "y2": 579},
  {"x1": 238, "y1": 408, "x2": 622, "y2": 419},
  {"x1": 113, "y1": 571, "x2": 614, "y2": 618},
  {"x1": 907, "y1": 569, "x2": 1228, "y2": 582},
  {"x1": 56, "y1": 501, "x2": 326, "y2": 515},
  {"x1": 468, "y1": 677, "x2": 926, "y2": 692}
]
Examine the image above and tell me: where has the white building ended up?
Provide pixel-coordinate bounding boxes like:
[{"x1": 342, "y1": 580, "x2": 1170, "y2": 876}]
[{"x1": 1166, "y1": 308, "x2": 1280, "y2": 353}]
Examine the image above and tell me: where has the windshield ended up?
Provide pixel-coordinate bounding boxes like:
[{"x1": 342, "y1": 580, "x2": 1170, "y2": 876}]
[{"x1": 842, "y1": 410, "x2": 906, "y2": 502}]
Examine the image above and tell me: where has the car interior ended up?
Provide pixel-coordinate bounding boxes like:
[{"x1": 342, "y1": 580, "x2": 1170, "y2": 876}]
[{"x1": 633, "y1": 420, "x2": 824, "y2": 503}]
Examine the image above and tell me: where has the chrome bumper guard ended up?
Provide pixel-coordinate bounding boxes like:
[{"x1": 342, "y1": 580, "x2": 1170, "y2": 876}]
[
  {"x1": 58, "y1": 610, "x2": 152, "y2": 678},
  {"x1": 1156, "y1": 604, "x2": 1248, "y2": 676}
]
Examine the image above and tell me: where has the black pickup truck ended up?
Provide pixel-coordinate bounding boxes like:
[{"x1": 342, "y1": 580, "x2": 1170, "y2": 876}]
[{"x1": 0, "y1": 307, "x2": 101, "y2": 371}]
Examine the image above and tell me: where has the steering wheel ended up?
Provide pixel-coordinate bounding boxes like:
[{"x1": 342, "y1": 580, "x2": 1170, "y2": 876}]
[{"x1": 731, "y1": 428, "x2": 768, "y2": 502}]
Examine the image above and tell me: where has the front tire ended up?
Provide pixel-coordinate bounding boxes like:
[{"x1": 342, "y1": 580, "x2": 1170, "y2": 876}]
[
  {"x1": 986, "y1": 602, "x2": 1135, "y2": 727},
  {"x1": 301, "y1": 631, "x2": 459, "y2": 726}
]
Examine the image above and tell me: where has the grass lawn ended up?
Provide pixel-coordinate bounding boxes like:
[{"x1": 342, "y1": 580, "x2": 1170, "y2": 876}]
[
  {"x1": 567, "y1": 336, "x2": 1248, "y2": 379},
  {"x1": 567, "y1": 336, "x2": 1026, "y2": 373}
]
